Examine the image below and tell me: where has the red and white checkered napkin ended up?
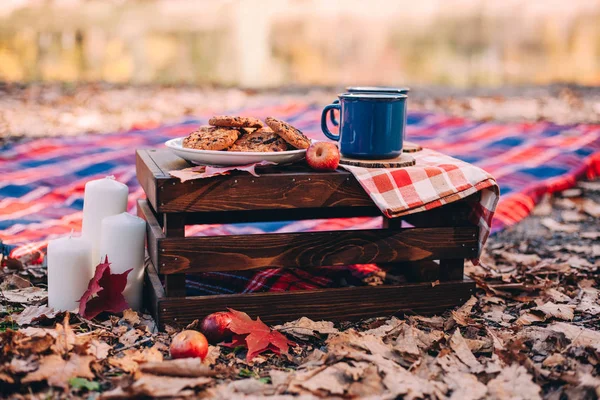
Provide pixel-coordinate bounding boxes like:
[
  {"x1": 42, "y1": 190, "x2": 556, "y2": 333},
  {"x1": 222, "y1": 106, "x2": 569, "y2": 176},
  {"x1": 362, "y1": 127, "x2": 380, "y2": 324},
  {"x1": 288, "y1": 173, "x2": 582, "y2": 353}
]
[{"x1": 340, "y1": 148, "x2": 500, "y2": 254}]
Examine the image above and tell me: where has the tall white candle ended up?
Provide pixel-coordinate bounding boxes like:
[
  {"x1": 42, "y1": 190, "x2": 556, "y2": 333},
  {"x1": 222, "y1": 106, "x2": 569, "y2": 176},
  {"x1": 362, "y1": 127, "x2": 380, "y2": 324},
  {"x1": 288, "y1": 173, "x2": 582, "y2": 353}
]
[
  {"x1": 47, "y1": 234, "x2": 93, "y2": 312},
  {"x1": 98, "y1": 212, "x2": 146, "y2": 311},
  {"x1": 82, "y1": 176, "x2": 128, "y2": 267}
]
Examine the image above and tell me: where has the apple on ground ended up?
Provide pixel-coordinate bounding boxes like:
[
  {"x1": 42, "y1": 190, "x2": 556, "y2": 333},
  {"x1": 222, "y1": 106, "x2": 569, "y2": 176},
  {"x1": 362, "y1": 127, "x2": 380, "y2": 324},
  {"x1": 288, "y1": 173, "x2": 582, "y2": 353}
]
[
  {"x1": 170, "y1": 330, "x2": 209, "y2": 360},
  {"x1": 201, "y1": 311, "x2": 233, "y2": 344},
  {"x1": 306, "y1": 142, "x2": 340, "y2": 171}
]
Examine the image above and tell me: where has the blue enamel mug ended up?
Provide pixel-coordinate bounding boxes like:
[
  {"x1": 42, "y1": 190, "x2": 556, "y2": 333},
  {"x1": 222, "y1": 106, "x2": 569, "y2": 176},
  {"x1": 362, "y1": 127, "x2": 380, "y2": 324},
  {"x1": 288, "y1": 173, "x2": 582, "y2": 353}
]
[
  {"x1": 321, "y1": 93, "x2": 407, "y2": 159},
  {"x1": 331, "y1": 86, "x2": 410, "y2": 126}
]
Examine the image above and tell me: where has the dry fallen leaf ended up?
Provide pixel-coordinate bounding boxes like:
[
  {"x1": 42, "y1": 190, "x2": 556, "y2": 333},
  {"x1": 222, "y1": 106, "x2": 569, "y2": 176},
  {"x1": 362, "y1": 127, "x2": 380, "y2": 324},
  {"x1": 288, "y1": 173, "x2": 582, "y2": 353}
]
[
  {"x1": 516, "y1": 312, "x2": 546, "y2": 326},
  {"x1": 1, "y1": 287, "x2": 47, "y2": 304},
  {"x1": 576, "y1": 287, "x2": 600, "y2": 315},
  {"x1": 581, "y1": 199, "x2": 600, "y2": 217},
  {"x1": 299, "y1": 362, "x2": 356, "y2": 396},
  {"x1": 51, "y1": 315, "x2": 76, "y2": 355},
  {"x1": 203, "y1": 345, "x2": 221, "y2": 366},
  {"x1": 483, "y1": 305, "x2": 515, "y2": 326},
  {"x1": 118, "y1": 329, "x2": 143, "y2": 347},
  {"x1": 14, "y1": 305, "x2": 59, "y2": 326},
  {"x1": 363, "y1": 317, "x2": 403, "y2": 337},
  {"x1": 393, "y1": 322, "x2": 421, "y2": 359},
  {"x1": 560, "y1": 210, "x2": 586, "y2": 222},
  {"x1": 534, "y1": 302, "x2": 575, "y2": 321},
  {"x1": 347, "y1": 364, "x2": 386, "y2": 398},
  {"x1": 122, "y1": 309, "x2": 141, "y2": 325},
  {"x1": 540, "y1": 218, "x2": 579, "y2": 233},
  {"x1": 542, "y1": 353, "x2": 566, "y2": 368},
  {"x1": 581, "y1": 231, "x2": 600, "y2": 239},
  {"x1": 547, "y1": 322, "x2": 600, "y2": 351},
  {"x1": 487, "y1": 364, "x2": 541, "y2": 400},
  {"x1": 139, "y1": 358, "x2": 217, "y2": 377},
  {"x1": 274, "y1": 317, "x2": 339, "y2": 340},
  {"x1": 451, "y1": 296, "x2": 478, "y2": 326},
  {"x1": 497, "y1": 251, "x2": 541, "y2": 266},
  {"x1": 449, "y1": 329, "x2": 484, "y2": 373},
  {"x1": 108, "y1": 347, "x2": 163, "y2": 373},
  {"x1": 85, "y1": 339, "x2": 112, "y2": 360},
  {"x1": 444, "y1": 371, "x2": 487, "y2": 400},
  {"x1": 22, "y1": 354, "x2": 95, "y2": 389},
  {"x1": 543, "y1": 288, "x2": 572, "y2": 303},
  {"x1": 102, "y1": 373, "x2": 212, "y2": 398},
  {"x1": 9, "y1": 356, "x2": 39, "y2": 374}
]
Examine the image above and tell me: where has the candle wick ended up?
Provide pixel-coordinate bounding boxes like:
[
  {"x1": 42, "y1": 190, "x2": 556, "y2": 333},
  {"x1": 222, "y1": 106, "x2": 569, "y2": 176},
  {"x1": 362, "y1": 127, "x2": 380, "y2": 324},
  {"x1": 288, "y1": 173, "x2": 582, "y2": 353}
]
[
  {"x1": 69, "y1": 229, "x2": 74, "y2": 239},
  {"x1": 106, "y1": 175, "x2": 115, "y2": 180}
]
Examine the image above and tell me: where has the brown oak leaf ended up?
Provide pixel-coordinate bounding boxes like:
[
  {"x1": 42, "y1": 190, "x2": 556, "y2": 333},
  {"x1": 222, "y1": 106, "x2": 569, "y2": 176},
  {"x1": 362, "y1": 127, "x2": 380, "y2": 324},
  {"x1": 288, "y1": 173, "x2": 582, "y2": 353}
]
[{"x1": 21, "y1": 354, "x2": 95, "y2": 389}]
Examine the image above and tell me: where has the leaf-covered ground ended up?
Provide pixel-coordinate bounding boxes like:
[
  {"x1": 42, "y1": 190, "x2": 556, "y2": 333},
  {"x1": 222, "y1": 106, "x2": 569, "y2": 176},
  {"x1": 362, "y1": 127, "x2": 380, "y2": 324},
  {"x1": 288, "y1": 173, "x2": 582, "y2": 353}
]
[
  {"x1": 1, "y1": 184, "x2": 598, "y2": 399},
  {"x1": 1, "y1": 85, "x2": 599, "y2": 399}
]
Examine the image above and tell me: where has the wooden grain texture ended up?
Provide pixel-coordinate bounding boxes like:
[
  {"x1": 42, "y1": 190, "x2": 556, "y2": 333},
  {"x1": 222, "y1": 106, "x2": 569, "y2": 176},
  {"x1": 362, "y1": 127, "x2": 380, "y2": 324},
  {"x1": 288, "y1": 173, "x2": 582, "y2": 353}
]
[
  {"x1": 156, "y1": 227, "x2": 479, "y2": 274},
  {"x1": 136, "y1": 150, "x2": 161, "y2": 211},
  {"x1": 139, "y1": 149, "x2": 375, "y2": 213},
  {"x1": 137, "y1": 199, "x2": 164, "y2": 271},
  {"x1": 339, "y1": 153, "x2": 416, "y2": 168},
  {"x1": 143, "y1": 257, "x2": 164, "y2": 323},
  {"x1": 403, "y1": 141, "x2": 423, "y2": 153},
  {"x1": 139, "y1": 199, "x2": 186, "y2": 297},
  {"x1": 156, "y1": 278, "x2": 476, "y2": 327}
]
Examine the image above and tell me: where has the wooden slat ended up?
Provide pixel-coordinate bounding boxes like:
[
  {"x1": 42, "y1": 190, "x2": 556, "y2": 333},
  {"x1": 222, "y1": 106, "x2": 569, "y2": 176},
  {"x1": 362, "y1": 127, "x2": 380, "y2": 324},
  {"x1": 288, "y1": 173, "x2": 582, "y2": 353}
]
[
  {"x1": 156, "y1": 278, "x2": 476, "y2": 327},
  {"x1": 137, "y1": 199, "x2": 164, "y2": 272},
  {"x1": 156, "y1": 227, "x2": 479, "y2": 274},
  {"x1": 136, "y1": 150, "x2": 170, "y2": 211},
  {"x1": 157, "y1": 171, "x2": 374, "y2": 213},
  {"x1": 143, "y1": 256, "x2": 164, "y2": 322},
  {"x1": 138, "y1": 149, "x2": 373, "y2": 213},
  {"x1": 162, "y1": 208, "x2": 187, "y2": 297}
]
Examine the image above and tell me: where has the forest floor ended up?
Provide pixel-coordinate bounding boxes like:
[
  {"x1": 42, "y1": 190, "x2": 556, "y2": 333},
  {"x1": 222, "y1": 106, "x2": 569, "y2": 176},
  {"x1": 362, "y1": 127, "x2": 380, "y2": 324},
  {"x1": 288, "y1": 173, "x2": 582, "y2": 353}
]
[{"x1": 0, "y1": 83, "x2": 598, "y2": 399}]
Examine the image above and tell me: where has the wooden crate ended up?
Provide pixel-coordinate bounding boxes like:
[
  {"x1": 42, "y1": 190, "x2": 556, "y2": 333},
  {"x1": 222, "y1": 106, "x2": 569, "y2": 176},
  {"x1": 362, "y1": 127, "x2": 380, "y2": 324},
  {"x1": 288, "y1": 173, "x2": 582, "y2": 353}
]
[{"x1": 136, "y1": 149, "x2": 477, "y2": 329}]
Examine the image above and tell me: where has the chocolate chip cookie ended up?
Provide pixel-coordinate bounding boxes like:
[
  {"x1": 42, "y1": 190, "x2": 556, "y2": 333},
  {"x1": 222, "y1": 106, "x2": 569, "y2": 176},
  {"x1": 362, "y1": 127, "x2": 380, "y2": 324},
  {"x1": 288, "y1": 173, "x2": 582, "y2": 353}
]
[
  {"x1": 209, "y1": 116, "x2": 264, "y2": 129},
  {"x1": 265, "y1": 117, "x2": 311, "y2": 149},
  {"x1": 229, "y1": 128, "x2": 289, "y2": 152},
  {"x1": 182, "y1": 126, "x2": 240, "y2": 151}
]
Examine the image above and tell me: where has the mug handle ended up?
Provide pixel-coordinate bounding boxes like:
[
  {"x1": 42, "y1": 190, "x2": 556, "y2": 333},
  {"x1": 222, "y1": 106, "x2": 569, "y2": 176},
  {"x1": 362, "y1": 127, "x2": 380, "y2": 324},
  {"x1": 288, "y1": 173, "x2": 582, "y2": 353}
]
[
  {"x1": 321, "y1": 103, "x2": 341, "y2": 141},
  {"x1": 329, "y1": 99, "x2": 340, "y2": 126}
]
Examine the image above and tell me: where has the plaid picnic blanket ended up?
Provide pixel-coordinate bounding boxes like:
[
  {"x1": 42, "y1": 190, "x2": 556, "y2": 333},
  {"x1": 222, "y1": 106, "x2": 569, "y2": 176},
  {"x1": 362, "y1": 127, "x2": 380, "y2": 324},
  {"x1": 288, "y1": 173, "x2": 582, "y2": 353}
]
[{"x1": 2, "y1": 103, "x2": 599, "y2": 296}]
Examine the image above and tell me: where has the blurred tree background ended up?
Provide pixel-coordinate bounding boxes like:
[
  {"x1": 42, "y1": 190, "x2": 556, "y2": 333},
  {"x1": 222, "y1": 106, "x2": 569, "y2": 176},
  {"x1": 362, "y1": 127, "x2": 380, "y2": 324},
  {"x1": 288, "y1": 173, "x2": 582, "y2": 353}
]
[{"x1": 1, "y1": 0, "x2": 599, "y2": 88}]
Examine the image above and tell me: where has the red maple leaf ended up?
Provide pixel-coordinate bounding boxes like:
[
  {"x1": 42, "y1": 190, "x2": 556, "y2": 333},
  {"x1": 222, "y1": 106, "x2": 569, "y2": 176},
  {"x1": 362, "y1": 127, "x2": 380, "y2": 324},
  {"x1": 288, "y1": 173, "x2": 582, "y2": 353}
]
[
  {"x1": 77, "y1": 256, "x2": 131, "y2": 320},
  {"x1": 223, "y1": 308, "x2": 294, "y2": 362}
]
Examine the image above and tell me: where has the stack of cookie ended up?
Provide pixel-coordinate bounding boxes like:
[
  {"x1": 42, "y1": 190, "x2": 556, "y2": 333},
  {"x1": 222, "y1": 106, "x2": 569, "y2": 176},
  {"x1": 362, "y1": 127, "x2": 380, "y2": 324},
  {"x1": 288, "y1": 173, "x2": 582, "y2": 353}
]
[{"x1": 182, "y1": 116, "x2": 312, "y2": 152}]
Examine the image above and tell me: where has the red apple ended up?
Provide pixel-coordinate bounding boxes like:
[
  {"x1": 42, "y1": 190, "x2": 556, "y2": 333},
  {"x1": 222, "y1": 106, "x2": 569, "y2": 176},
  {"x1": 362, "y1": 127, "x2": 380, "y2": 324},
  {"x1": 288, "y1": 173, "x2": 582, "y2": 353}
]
[
  {"x1": 201, "y1": 311, "x2": 233, "y2": 344},
  {"x1": 306, "y1": 142, "x2": 340, "y2": 171},
  {"x1": 170, "y1": 330, "x2": 209, "y2": 360}
]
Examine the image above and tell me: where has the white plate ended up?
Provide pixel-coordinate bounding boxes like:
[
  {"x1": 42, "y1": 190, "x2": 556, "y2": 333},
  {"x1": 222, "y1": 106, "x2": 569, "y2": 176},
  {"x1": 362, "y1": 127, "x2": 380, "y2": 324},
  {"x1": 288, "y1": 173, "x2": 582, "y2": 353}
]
[{"x1": 165, "y1": 137, "x2": 307, "y2": 166}]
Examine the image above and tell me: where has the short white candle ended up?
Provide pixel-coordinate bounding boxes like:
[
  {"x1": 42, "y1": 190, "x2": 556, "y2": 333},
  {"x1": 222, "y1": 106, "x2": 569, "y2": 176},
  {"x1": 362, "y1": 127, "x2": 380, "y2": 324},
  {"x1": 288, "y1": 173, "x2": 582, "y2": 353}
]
[
  {"x1": 47, "y1": 234, "x2": 93, "y2": 312},
  {"x1": 98, "y1": 212, "x2": 146, "y2": 311},
  {"x1": 82, "y1": 176, "x2": 128, "y2": 268}
]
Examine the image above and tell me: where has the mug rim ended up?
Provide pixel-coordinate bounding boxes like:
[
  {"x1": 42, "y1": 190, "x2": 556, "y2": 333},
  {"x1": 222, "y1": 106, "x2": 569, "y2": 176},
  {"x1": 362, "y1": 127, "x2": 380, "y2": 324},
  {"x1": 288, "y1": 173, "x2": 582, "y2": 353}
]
[
  {"x1": 346, "y1": 86, "x2": 411, "y2": 93},
  {"x1": 338, "y1": 92, "x2": 408, "y2": 100}
]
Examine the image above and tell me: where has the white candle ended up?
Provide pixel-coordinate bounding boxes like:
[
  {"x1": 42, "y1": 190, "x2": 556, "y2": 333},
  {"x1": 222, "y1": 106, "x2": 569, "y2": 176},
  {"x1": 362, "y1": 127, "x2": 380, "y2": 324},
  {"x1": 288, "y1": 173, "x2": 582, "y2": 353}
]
[
  {"x1": 82, "y1": 176, "x2": 128, "y2": 267},
  {"x1": 98, "y1": 212, "x2": 146, "y2": 311},
  {"x1": 47, "y1": 234, "x2": 93, "y2": 312}
]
